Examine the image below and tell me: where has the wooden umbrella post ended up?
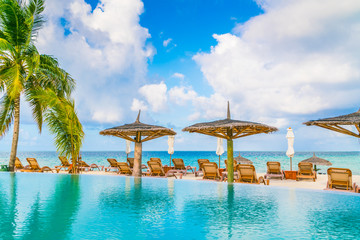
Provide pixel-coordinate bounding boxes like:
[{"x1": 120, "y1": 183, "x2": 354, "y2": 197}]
[
  {"x1": 219, "y1": 155, "x2": 221, "y2": 169},
  {"x1": 133, "y1": 132, "x2": 142, "y2": 177},
  {"x1": 290, "y1": 156, "x2": 292, "y2": 171},
  {"x1": 169, "y1": 154, "x2": 172, "y2": 167},
  {"x1": 227, "y1": 132, "x2": 234, "y2": 183}
]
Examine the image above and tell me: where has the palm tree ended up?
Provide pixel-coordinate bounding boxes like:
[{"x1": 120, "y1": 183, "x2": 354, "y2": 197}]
[
  {"x1": 30, "y1": 88, "x2": 84, "y2": 173},
  {"x1": 0, "y1": 0, "x2": 75, "y2": 171}
]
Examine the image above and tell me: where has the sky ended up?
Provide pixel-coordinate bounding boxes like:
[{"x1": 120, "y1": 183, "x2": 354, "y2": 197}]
[{"x1": 2, "y1": 0, "x2": 360, "y2": 152}]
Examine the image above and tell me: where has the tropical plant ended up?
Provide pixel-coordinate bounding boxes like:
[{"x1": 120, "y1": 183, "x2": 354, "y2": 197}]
[
  {"x1": 30, "y1": 88, "x2": 84, "y2": 174},
  {"x1": 0, "y1": 0, "x2": 76, "y2": 171}
]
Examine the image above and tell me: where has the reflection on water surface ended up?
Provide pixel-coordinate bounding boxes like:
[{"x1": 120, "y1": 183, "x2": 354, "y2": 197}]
[{"x1": 0, "y1": 173, "x2": 359, "y2": 239}]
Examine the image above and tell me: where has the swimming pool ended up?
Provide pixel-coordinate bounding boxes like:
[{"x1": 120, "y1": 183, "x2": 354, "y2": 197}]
[{"x1": 0, "y1": 173, "x2": 359, "y2": 239}]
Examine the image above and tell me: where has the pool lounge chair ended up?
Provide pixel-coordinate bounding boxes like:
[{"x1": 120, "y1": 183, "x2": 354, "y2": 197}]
[
  {"x1": 147, "y1": 160, "x2": 178, "y2": 178},
  {"x1": 117, "y1": 162, "x2": 132, "y2": 175},
  {"x1": 172, "y1": 158, "x2": 195, "y2": 174},
  {"x1": 195, "y1": 159, "x2": 210, "y2": 177},
  {"x1": 236, "y1": 164, "x2": 265, "y2": 184},
  {"x1": 326, "y1": 168, "x2": 358, "y2": 191},
  {"x1": 127, "y1": 157, "x2": 148, "y2": 170},
  {"x1": 264, "y1": 162, "x2": 284, "y2": 180},
  {"x1": 202, "y1": 162, "x2": 220, "y2": 180},
  {"x1": 150, "y1": 157, "x2": 165, "y2": 166},
  {"x1": 78, "y1": 160, "x2": 101, "y2": 171},
  {"x1": 224, "y1": 159, "x2": 238, "y2": 170},
  {"x1": 296, "y1": 162, "x2": 316, "y2": 182},
  {"x1": 15, "y1": 157, "x2": 29, "y2": 171},
  {"x1": 104, "y1": 158, "x2": 120, "y2": 172},
  {"x1": 55, "y1": 156, "x2": 71, "y2": 171},
  {"x1": 23, "y1": 158, "x2": 53, "y2": 173}
]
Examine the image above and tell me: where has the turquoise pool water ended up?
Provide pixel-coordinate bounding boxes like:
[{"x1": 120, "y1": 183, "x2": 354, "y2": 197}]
[
  {"x1": 0, "y1": 173, "x2": 359, "y2": 239},
  {"x1": 1, "y1": 151, "x2": 360, "y2": 174}
]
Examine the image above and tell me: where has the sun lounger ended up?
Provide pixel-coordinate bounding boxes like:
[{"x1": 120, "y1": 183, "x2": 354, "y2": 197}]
[
  {"x1": 104, "y1": 158, "x2": 120, "y2": 172},
  {"x1": 150, "y1": 157, "x2": 164, "y2": 166},
  {"x1": 147, "y1": 160, "x2": 165, "y2": 176},
  {"x1": 23, "y1": 158, "x2": 53, "y2": 173},
  {"x1": 147, "y1": 160, "x2": 178, "y2": 178},
  {"x1": 55, "y1": 156, "x2": 71, "y2": 171},
  {"x1": 117, "y1": 162, "x2": 132, "y2": 175},
  {"x1": 172, "y1": 158, "x2": 195, "y2": 174},
  {"x1": 326, "y1": 168, "x2": 358, "y2": 191},
  {"x1": 78, "y1": 160, "x2": 101, "y2": 171},
  {"x1": 236, "y1": 164, "x2": 266, "y2": 184},
  {"x1": 195, "y1": 159, "x2": 210, "y2": 177},
  {"x1": 224, "y1": 159, "x2": 238, "y2": 170},
  {"x1": 264, "y1": 161, "x2": 284, "y2": 180},
  {"x1": 296, "y1": 162, "x2": 316, "y2": 181},
  {"x1": 202, "y1": 162, "x2": 220, "y2": 180},
  {"x1": 15, "y1": 157, "x2": 29, "y2": 171},
  {"x1": 127, "y1": 157, "x2": 148, "y2": 170}
]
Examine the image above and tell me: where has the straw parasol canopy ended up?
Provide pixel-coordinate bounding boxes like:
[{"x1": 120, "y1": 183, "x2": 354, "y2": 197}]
[
  {"x1": 234, "y1": 153, "x2": 253, "y2": 164},
  {"x1": 183, "y1": 102, "x2": 278, "y2": 182},
  {"x1": 183, "y1": 104, "x2": 277, "y2": 140},
  {"x1": 100, "y1": 110, "x2": 176, "y2": 176},
  {"x1": 304, "y1": 109, "x2": 360, "y2": 138},
  {"x1": 300, "y1": 153, "x2": 332, "y2": 166}
]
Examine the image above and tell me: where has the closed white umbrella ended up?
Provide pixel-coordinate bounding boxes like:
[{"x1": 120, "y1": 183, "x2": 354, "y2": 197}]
[
  {"x1": 286, "y1": 128, "x2": 295, "y2": 170},
  {"x1": 126, "y1": 140, "x2": 131, "y2": 159},
  {"x1": 216, "y1": 138, "x2": 224, "y2": 168},
  {"x1": 168, "y1": 135, "x2": 175, "y2": 166}
]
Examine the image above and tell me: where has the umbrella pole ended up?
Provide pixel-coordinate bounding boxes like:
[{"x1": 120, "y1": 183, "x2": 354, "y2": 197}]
[
  {"x1": 290, "y1": 157, "x2": 292, "y2": 171},
  {"x1": 227, "y1": 138, "x2": 234, "y2": 183},
  {"x1": 219, "y1": 155, "x2": 221, "y2": 169},
  {"x1": 133, "y1": 132, "x2": 142, "y2": 177},
  {"x1": 170, "y1": 154, "x2": 172, "y2": 167}
]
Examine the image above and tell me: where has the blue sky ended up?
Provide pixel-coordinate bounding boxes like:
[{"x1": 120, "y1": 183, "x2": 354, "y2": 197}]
[{"x1": 2, "y1": 0, "x2": 360, "y2": 152}]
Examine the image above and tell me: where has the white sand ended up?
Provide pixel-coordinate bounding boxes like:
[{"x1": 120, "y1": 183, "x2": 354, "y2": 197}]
[{"x1": 56, "y1": 169, "x2": 360, "y2": 192}]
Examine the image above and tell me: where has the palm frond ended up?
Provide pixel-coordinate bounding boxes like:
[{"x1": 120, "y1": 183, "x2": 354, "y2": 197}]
[
  {"x1": 25, "y1": 85, "x2": 45, "y2": 132},
  {"x1": 0, "y1": 62, "x2": 23, "y2": 98},
  {"x1": 0, "y1": 93, "x2": 15, "y2": 137},
  {"x1": 30, "y1": 88, "x2": 84, "y2": 160},
  {"x1": 35, "y1": 54, "x2": 75, "y2": 96},
  {"x1": 25, "y1": 0, "x2": 45, "y2": 44},
  {"x1": 0, "y1": 0, "x2": 31, "y2": 49}
]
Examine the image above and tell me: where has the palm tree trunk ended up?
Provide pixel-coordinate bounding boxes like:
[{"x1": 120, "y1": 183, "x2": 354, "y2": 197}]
[{"x1": 9, "y1": 96, "x2": 20, "y2": 172}]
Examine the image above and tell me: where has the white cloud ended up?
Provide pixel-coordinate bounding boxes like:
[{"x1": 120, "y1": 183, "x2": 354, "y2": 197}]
[
  {"x1": 169, "y1": 86, "x2": 196, "y2": 105},
  {"x1": 193, "y1": 0, "x2": 360, "y2": 122},
  {"x1": 92, "y1": 109, "x2": 122, "y2": 123},
  {"x1": 138, "y1": 82, "x2": 168, "y2": 112},
  {"x1": 171, "y1": 73, "x2": 185, "y2": 80},
  {"x1": 163, "y1": 38, "x2": 172, "y2": 47},
  {"x1": 131, "y1": 98, "x2": 148, "y2": 111},
  {"x1": 37, "y1": 0, "x2": 153, "y2": 123}
]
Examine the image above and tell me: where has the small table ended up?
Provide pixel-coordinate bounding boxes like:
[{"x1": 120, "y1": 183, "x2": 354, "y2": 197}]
[{"x1": 284, "y1": 170, "x2": 297, "y2": 180}]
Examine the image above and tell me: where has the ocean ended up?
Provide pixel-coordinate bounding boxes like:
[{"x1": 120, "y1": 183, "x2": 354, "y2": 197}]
[{"x1": 1, "y1": 151, "x2": 360, "y2": 174}]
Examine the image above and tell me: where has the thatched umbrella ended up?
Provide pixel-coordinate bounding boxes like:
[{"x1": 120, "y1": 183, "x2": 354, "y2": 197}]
[
  {"x1": 183, "y1": 102, "x2": 278, "y2": 183},
  {"x1": 234, "y1": 153, "x2": 253, "y2": 164},
  {"x1": 300, "y1": 153, "x2": 332, "y2": 172},
  {"x1": 304, "y1": 109, "x2": 360, "y2": 138},
  {"x1": 100, "y1": 110, "x2": 176, "y2": 177}
]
